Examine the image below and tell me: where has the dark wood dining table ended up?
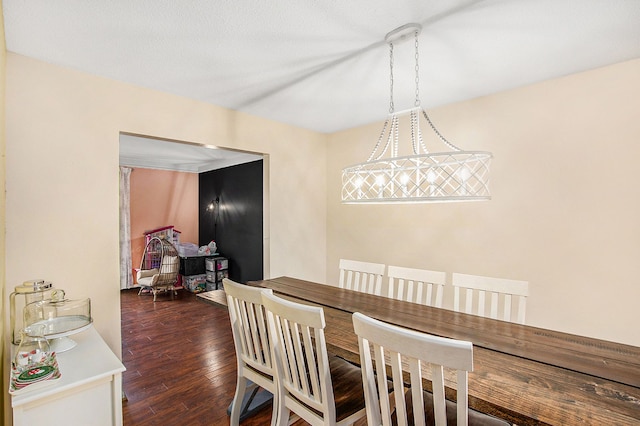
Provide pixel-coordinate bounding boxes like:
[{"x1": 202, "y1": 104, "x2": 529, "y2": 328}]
[{"x1": 249, "y1": 276, "x2": 640, "y2": 425}]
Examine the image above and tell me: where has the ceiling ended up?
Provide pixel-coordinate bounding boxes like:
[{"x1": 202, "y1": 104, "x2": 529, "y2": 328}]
[
  {"x1": 119, "y1": 134, "x2": 263, "y2": 173},
  {"x1": 5, "y1": 0, "x2": 640, "y2": 170}
]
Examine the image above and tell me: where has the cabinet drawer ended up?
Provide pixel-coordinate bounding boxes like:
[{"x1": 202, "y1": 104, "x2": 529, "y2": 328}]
[
  {"x1": 206, "y1": 270, "x2": 229, "y2": 282},
  {"x1": 205, "y1": 257, "x2": 228, "y2": 271}
]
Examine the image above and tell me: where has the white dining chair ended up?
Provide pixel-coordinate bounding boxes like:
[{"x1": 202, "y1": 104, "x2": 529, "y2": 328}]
[
  {"x1": 223, "y1": 278, "x2": 277, "y2": 425},
  {"x1": 452, "y1": 273, "x2": 529, "y2": 324},
  {"x1": 352, "y1": 312, "x2": 510, "y2": 426},
  {"x1": 339, "y1": 258, "x2": 386, "y2": 295},
  {"x1": 262, "y1": 292, "x2": 367, "y2": 426},
  {"x1": 387, "y1": 265, "x2": 446, "y2": 308}
]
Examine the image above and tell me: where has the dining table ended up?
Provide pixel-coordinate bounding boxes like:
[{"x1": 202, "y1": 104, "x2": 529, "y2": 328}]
[{"x1": 244, "y1": 276, "x2": 640, "y2": 425}]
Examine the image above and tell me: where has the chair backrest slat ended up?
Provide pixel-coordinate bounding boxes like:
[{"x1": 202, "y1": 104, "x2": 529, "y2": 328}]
[
  {"x1": 387, "y1": 266, "x2": 446, "y2": 308},
  {"x1": 452, "y1": 273, "x2": 529, "y2": 324},
  {"x1": 339, "y1": 259, "x2": 385, "y2": 295}
]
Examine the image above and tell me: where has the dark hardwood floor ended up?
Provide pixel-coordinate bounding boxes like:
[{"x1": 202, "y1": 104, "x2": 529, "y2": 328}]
[{"x1": 120, "y1": 288, "x2": 276, "y2": 425}]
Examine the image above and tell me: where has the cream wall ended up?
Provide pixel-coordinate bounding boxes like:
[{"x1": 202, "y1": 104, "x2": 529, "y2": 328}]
[
  {"x1": 327, "y1": 58, "x2": 640, "y2": 347},
  {"x1": 4, "y1": 54, "x2": 328, "y2": 364}
]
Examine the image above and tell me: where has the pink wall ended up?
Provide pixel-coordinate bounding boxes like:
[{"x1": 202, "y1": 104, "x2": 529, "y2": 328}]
[{"x1": 130, "y1": 168, "x2": 199, "y2": 275}]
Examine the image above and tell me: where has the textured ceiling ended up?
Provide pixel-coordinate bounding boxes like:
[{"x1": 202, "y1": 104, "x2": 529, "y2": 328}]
[{"x1": 4, "y1": 0, "x2": 640, "y2": 169}]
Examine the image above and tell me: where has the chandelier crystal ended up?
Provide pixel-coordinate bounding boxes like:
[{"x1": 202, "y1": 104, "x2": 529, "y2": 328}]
[{"x1": 341, "y1": 23, "x2": 492, "y2": 204}]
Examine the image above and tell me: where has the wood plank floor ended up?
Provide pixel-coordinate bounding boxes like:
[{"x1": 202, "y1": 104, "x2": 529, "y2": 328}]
[{"x1": 121, "y1": 288, "x2": 276, "y2": 425}]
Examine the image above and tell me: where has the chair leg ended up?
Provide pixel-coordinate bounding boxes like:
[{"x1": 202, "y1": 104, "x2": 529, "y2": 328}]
[
  {"x1": 271, "y1": 388, "x2": 279, "y2": 426},
  {"x1": 230, "y1": 375, "x2": 249, "y2": 426},
  {"x1": 274, "y1": 401, "x2": 289, "y2": 426}
]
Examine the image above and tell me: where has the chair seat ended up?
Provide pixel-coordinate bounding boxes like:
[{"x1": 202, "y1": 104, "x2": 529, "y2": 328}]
[
  {"x1": 291, "y1": 355, "x2": 366, "y2": 423},
  {"x1": 328, "y1": 355, "x2": 366, "y2": 422},
  {"x1": 243, "y1": 361, "x2": 274, "y2": 384},
  {"x1": 401, "y1": 389, "x2": 510, "y2": 426},
  {"x1": 137, "y1": 276, "x2": 154, "y2": 286}
]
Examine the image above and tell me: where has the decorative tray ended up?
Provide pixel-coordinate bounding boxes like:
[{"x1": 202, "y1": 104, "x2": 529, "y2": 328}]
[{"x1": 9, "y1": 352, "x2": 61, "y2": 395}]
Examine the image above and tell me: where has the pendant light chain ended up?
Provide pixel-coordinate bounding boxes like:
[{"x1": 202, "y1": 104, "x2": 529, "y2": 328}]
[
  {"x1": 365, "y1": 40, "x2": 396, "y2": 162},
  {"x1": 389, "y1": 42, "x2": 395, "y2": 114},
  {"x1": 366, "y1": 119, "x2": 389, "y2": 162},
  {"x1": 365, "y1": 41, "x2": 396, "y2": 163},
  {"x1": 414, "y1": 29, "x2": 462, "y2": 152},
  {"x1": 422, "y1": 110, "x2": 462, "y2": 151},
  {"x1": 413, "y1": 29, "x2": 427, "y2": 154},
  {"x1": 414, "y1": 30, "x2": 421, "y2": 107},
  {"x1": 389, "y1": 41, "x2": 400, "y2": 157}
]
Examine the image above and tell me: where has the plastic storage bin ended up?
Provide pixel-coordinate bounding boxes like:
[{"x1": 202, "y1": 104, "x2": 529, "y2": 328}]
[
  {"x1": 182, "y1": 274, "x2": 207, "y2": 293},
  {"x1": 180, "y1": 256, "x2": 206, "y2": 276}
]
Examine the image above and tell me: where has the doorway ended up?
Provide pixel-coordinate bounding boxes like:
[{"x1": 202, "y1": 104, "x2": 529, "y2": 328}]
[{"x1": 118, "y1": 133, "x2": 269, "y2": 289}]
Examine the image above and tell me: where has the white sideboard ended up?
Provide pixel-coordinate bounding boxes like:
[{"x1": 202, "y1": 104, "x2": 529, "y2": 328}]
[{"x1": 11, "y1": 327, "x2": 126, "y2": 426}]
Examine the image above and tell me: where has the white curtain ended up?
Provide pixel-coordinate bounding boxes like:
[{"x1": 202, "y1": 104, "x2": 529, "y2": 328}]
[{"x1": 119, "y1": 167, "x2": 133, "y2": 289}]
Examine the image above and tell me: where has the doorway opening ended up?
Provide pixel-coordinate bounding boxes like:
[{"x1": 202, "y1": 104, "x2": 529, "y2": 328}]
[{"x1": 118, "y1": 132, "x2": 269, "y2": 291}]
